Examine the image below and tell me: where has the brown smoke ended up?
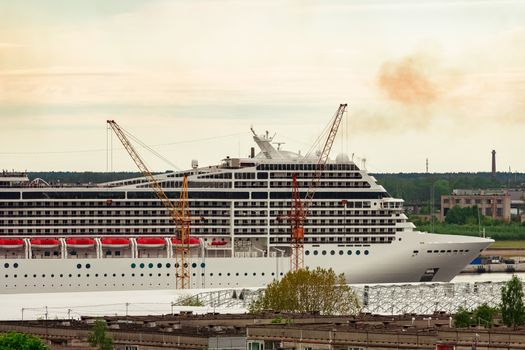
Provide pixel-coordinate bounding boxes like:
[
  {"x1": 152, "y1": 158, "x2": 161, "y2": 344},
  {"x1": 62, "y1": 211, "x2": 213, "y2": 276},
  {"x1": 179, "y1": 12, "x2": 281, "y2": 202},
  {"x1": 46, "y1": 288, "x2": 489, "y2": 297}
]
[{"x1": 377, "y1": 55, "x2": 439, "y2": 106}]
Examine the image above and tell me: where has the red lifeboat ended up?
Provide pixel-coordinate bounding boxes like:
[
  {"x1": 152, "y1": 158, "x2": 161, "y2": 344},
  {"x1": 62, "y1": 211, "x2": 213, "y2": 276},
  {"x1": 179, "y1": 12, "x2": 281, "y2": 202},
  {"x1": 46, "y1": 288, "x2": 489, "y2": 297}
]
[
  {"x1": 66, "y1": 238, "x2": 95, "y2": 249},
  {"x1": 210, "y1": 239, "x2": 228, "y2": 246},
  {"x1": 171, "y1": 236, "x2": 200, "y2": 247},
  {"x1": 30, "y1": 238, "x2": 60, "y2": 249},
  {"x1": 100, "y1": 237, "x2": 130, "y2": 248},
  {"x1": 0, "y1": 238, "x2": 25, "y2": 249},
  {"x1": 136, "y1": 237, "x2": 165, "y2": 248}
]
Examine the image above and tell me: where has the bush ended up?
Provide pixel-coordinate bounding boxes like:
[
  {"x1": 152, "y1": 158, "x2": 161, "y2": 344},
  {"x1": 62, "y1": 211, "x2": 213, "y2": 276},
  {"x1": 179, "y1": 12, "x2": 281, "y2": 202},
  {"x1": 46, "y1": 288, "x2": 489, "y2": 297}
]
[{"x1": 0, "y1": 332, "x2": 50, "y2": 350}]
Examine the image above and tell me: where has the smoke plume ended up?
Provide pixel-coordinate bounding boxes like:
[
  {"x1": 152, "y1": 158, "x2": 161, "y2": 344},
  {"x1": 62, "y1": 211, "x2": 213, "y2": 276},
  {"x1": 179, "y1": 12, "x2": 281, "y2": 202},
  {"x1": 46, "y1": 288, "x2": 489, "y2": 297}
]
[{"x1": 377, "y1": 55, "x2": 439, "y2": 106}]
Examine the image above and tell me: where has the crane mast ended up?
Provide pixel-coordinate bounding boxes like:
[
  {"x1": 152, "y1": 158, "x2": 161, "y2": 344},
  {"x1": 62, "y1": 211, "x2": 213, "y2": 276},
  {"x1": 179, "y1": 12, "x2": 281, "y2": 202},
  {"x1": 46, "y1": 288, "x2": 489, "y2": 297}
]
[
  {"x1": 283, "y1": 103, "x2": 348, "y2": 271},
  {"x1": 106, "y1": 120, "x2": 191, "y2": 289}
]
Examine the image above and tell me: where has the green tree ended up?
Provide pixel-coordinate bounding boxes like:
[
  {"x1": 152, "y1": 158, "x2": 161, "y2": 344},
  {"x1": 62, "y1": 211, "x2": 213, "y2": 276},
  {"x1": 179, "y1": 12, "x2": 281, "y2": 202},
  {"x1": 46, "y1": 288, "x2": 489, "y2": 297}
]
[
  {"x1": 0, "y1": 332, "x2": 50, "y2": 350},
  {"x1": 249, "y1": 267, "x2": 361, "y2": 315},
  {"x1": 88, "y1": 320, "x2": 113, "y2": 350},
  {"x1": 501, "y1": 275, "x2": 525, "y2": 329},
  {"x1": 453, "y1": 307, "x2": 472, "y2": 328},
  {"x1": 473, "y1": 303, "x2": 498, "y2": 328}
]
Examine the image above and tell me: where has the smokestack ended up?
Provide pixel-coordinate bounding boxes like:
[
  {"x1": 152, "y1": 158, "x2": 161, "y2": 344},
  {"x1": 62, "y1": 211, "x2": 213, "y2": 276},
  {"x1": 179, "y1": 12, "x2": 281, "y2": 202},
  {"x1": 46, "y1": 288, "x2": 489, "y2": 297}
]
[
  {"x1": 250, "y1": 147, "x2": 255, "y2": 158},
  {"x1": 491, "y1": 150, "x2": 496, "y2": 177}
]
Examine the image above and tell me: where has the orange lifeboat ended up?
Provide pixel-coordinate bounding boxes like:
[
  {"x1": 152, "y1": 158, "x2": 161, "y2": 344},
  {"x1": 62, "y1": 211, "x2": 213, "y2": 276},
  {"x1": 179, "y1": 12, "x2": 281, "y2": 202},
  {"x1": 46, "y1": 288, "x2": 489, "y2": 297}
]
[
  {"x1": 210, "y1": 239, "x2": 227, "y2": 246},
  {"x1": 30, "y1": 238, "x2": 60, "y2": 249},
  {"x1": 0, "y1": 238, "x2": 25, "y2": 249},
  {"x1": 171, "y1": 236, "x2": 200, "y2": 248},
  {"x1": 66, "y1": 238, "x2": 95, "y2": 249},
  {"x1": 136, "y1": 237, "x2": 165, "y2": 248},
  {"x1": 100, "y1": 237, "x2": 130, "y2": 248}
]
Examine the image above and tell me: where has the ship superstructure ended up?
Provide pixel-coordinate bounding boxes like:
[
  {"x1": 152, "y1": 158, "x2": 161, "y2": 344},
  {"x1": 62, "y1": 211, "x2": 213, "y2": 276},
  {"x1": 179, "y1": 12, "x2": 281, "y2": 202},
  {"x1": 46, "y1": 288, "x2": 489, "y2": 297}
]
[{"x1": 0, "y1": 131, "x2": 493, "y2": 294}]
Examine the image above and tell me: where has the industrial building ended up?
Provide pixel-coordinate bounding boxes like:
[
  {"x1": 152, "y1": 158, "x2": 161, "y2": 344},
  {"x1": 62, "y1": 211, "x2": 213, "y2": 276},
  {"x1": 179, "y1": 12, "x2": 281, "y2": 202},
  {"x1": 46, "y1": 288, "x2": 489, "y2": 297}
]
[{"x1": 440, "y1": 189, "x2": 512, "y2": 222}]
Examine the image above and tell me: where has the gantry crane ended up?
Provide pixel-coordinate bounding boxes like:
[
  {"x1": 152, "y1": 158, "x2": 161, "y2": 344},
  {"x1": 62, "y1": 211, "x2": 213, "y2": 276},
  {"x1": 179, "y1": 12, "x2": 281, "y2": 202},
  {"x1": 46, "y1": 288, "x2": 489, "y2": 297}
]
[
  {"x1": 279, "y1": 104, "x2": 348, "y2": 271},
  {"x1": 107, "y1": 120, "x2": 191, "y2": 289}
]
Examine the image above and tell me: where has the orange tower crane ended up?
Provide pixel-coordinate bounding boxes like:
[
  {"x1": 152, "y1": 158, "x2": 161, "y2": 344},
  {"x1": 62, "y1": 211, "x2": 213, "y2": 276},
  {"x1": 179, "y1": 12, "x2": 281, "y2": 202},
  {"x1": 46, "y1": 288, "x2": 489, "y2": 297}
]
[
  {"x1": 107, "y1": 120, "x2": 191, "y2": 289},
  {"x1": 280, "y1": 103, "x2": 348, "y2": 271}
]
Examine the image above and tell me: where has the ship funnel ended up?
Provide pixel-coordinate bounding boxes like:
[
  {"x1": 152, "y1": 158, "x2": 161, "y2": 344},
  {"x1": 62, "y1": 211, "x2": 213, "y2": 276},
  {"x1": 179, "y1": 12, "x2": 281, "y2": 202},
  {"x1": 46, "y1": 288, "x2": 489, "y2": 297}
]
[{"x1": 191, "y1": 159, "x2": 198, "y2": 169}]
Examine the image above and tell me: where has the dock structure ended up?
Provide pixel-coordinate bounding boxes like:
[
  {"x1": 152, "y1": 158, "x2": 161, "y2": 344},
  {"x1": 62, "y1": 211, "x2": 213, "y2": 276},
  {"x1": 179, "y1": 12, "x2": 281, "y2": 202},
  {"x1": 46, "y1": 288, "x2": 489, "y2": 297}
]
[{"x1": 174, "y1": 282, "x2": 505, "y2": 316}]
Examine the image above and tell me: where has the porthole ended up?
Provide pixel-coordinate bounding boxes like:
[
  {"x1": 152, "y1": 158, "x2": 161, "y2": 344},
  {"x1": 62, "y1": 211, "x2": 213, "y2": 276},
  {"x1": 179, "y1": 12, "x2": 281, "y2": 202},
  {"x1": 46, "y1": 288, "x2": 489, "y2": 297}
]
[
  {"x1": 192, "y1": 263, "x2": 197, "y2": 268},
  {"x1": 86, "y1": 264, "x2": 91, "y2": 269},
  {"x1": 158, "y1": 273, "x2": 161, "y2": 277},
  {"x1": 167, "y1": 273, "x2": 170, "y2": 277},
  {"x1": 112, "y1": 273, "x2": 116, "y2": 277},
  {"x1": 95, "y1": 274, "x2": 99, "y2": 277},
  {"x1": 280, "y1": 272, "x2": 284, "y2": 276},
  {"x1": 347, "y1": 250, "x2": 352, "y2": 255},
  {"x1": 253, "y1": 272, "x2": 256, "y2": 276},
  {"x1": 77, "y1": 274, "x2": 81, "y2": 277},
  {"x1": 244, "y1": 273, "x2": 248, "y2": 276},
  {"x1": 166, "y1": 263, "x2": 171, "y2": 268},
  {"x1": 131, "y1": 263, "x2": 136, "y2": 269},
  {"x1": 235, "y1": 272, "x2": 239, "y2": 276},
  {"x1": 51, "y1": 274, "x2": 54, "y2": 278},
  {"x1": 140, "y1": 273, "x2": 144, "y2": 277},
  {"x1": 86, "y1": 274, "x2": 90, "y2": 277},
  {"x1": 322, "y1": 250, "x2": 327, "y2": 255},
  {"x1": 339, "y1": 250, "x2": 343, "y2": 255},
  {"x1": 148, "y1": 263, "x2": 153, "y2": 268},
  {"x1": 140, "y1": 263, "x2": 145, "y2": 268},
  {"x1": 149, "y1": 273, "x2": 152, "y2": 277},
  {"x1": 33, "y1": 274, "x2": 36, "y2": 278},
  {"x1": 201, "y1": 263, "x2": 205, "y2": 268},
  {"x1": 13, "y1": 263, "x2": 18, "y2": 268},
  {"x1": 175, "y1": 263, "x2": 179, "y2": 268},
  {"x1": 42, "y1": 274, "x2": 46, "y2": 278},
  {"x1": 227, "y1": 273, "x2": 231, "y2": 276},
  {"x1": 305, "y1": 250, "x2": 310, "y2": 256},
  {"x1": 4, "y1": 263, "x2": 8, "y2": 268},
  {"x1": 210, "y1": 273, "x2": 214, "y2": 276},
  {"x1": 157, "y1": 263, "x2": 162, "y2": 268},
  {"x1": 121, "y1": 273, "x2": 125, "y2": 277},
  {"x1": 356, "y1": 250, "x2": 361, "y2": 255},
  {"x1": 131, "y1": 273, "x2": 135, "y2": 277},
  {"x1": 364, "y1": 250, "x2": 369, "y2": 255},
  {"x1": 330, "y1": 250, "x2": 335, "y2": 255},
  {"x1": 24, "y1": 274, "x2": 28, "y2": 278},
  {"x1": 313, "y1": 250, "x2": 318, "y2": 256},
  {"x1": 218, "y1": 273, "x2": 222, "y2": 276},
  {"x1": 104, "y1": 273, "x2": 107, "y2": 277},
  {"x1": 76, "y1": 264, "x2": 81, "y2": 269},
  {"x1": 60, "y1": 274, "x2": 63, "y2": 278},
  {"x1": 4, "y1": 275, "x2": 7, "y2": 278}
]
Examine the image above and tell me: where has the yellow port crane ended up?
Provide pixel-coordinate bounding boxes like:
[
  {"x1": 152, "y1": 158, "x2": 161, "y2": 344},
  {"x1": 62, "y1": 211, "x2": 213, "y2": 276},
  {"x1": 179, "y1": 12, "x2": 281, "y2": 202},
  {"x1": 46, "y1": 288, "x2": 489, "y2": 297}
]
[{"x1": 107, "y1": 120, "x2": 191, "y2": 289}]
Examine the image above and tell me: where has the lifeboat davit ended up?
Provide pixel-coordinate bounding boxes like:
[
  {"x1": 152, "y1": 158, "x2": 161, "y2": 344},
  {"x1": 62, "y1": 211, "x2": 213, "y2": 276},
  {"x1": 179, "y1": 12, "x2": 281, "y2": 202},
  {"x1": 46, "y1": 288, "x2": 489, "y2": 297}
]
[
  {"x1": 0, "y1": 238, "x2": 25, "y2": 249},
  {"x1": 100, "y1": 237, "x2": 130, "y2": 248},
  {"x1": 210, "y1": 240, "x2": 228, "y2": 246},
  {"x1": 136, "y1": 237, "x2": 165, "y2": 248},
  {"x1": 30, "y1": 238, "x2": 60, "y2": 249},
  {"x1": 66, "y1": 238, "x2": 95, "y2": 249},
  {"x1": 171, "y1": 237, "x2": 200, "y2": 247}
]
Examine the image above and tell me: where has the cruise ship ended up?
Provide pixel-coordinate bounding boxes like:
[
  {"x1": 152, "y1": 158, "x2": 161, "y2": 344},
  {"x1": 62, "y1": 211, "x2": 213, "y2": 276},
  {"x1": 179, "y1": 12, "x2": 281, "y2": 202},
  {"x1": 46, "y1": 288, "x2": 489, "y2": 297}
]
[{"x1": 0, "y1": 128, "x2": 493, "y2": 294}]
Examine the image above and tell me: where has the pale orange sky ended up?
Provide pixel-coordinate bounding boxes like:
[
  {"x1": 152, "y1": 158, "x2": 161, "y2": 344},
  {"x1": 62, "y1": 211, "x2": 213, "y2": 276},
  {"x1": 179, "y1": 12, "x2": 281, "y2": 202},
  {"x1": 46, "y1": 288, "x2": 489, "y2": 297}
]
[{"x1": 0, "y1": 0, "x2": 524, "y2": 172}]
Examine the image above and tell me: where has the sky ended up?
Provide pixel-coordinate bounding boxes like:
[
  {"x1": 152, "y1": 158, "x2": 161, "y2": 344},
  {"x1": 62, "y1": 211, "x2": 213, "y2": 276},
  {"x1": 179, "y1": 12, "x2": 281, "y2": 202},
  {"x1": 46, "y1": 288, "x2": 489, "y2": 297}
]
[{"x1": 0, "y1": 0, "x2": 524, "y2": 173}]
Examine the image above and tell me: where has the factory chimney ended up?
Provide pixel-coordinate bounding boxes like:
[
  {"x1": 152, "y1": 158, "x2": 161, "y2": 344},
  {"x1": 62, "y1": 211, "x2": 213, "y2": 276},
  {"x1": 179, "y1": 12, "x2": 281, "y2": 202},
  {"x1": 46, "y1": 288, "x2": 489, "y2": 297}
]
[{"x1": 491, "y1": 150, "x2": 496, "y2": 177}]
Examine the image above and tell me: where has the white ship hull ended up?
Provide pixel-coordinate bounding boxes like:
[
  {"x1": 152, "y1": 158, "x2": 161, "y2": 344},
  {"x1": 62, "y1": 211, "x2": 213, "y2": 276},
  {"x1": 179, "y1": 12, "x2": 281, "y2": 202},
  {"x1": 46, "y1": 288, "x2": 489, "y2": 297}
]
[{"x1": 1, "y1": 232, "x2": 491, "y2": 294}]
